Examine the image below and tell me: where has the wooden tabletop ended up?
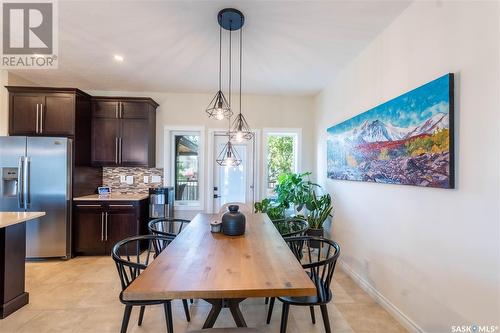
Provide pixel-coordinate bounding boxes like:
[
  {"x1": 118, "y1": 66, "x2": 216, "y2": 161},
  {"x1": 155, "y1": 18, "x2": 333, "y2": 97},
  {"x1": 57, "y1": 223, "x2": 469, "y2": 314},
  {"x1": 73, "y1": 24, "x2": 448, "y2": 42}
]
[
  {"x1": 123, "y1": 213, "x2": 316, "y2": 301},
  {"x1": 0, "y1": 212, "x2": 46, "y2": 229}
]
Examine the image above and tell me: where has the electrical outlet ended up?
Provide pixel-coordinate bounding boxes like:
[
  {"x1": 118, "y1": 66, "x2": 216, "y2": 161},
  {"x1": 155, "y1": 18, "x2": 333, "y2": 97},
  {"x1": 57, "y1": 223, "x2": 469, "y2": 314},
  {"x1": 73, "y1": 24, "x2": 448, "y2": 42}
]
[
  {"x1": 120, "y1": 175, "x2": 126, "y2": 183},
  {"x1": 151, "y1": 175, "x2": 161, "y2": 183},
  {"x1": 143, "y1": 176, "x2": 149, "y2": 183},
  {"x1": 126, "y1": 176, "x2": 133, "y2": 185}
]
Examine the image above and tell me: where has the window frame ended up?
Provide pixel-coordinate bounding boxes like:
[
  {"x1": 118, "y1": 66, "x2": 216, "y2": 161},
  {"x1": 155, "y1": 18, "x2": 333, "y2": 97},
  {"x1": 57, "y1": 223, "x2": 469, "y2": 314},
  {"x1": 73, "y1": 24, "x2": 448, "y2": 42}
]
[
  {"x1": 164, "y1": 126, "x2": 205, "y2": 211},
  {"x1": 262, "y1": 128, "x2": 302, "y2": 200}
]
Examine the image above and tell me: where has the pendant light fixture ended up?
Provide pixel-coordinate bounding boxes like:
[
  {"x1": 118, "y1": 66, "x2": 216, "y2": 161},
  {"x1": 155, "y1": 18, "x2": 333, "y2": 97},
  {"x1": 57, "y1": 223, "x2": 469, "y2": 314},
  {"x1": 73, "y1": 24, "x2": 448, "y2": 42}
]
[
  {"x1": 205, "y1": 26, "x2": 231, "y2": 120},
  {"x1": 212, "y1": 8, "x2": 247, "y2": 167},
  {"x1": 231, "y1": 26, "x2": 253, "y2": 142}
]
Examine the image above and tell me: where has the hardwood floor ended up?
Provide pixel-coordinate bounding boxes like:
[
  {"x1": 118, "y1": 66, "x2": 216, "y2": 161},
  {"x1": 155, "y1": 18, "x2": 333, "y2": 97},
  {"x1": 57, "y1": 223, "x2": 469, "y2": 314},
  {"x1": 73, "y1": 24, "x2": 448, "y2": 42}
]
[{"x1": 0, "y1": 256, "x2": 408, "y2": 332}]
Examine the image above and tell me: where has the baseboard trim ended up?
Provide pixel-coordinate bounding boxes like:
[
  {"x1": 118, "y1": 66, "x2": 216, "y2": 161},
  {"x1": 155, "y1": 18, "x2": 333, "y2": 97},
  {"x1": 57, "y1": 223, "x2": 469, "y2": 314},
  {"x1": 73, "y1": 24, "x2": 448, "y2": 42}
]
[{"x1": 339, "y1": 259, "x2": 425, "y2": 333}]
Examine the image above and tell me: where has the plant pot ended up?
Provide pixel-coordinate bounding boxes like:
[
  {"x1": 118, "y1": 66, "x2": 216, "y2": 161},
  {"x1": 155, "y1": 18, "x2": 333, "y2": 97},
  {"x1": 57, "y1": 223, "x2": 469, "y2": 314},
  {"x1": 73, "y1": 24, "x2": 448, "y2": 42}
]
[{"x1": 306, "y1": 227, "x2": 324, "y2": 248}]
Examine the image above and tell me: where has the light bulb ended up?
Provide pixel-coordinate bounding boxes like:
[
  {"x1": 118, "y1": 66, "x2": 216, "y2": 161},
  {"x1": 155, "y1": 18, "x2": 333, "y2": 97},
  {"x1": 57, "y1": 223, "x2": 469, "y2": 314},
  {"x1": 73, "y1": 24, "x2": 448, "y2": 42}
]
[
  {"x1": 225, "y1": 156, "x2": 235, "y2": 166},
  {"x1": 215, "y1": 108, "x2": 224, "y2": 120},
  {"x1": 235, "y1": 131, "x2": 243, "y2": 142}
]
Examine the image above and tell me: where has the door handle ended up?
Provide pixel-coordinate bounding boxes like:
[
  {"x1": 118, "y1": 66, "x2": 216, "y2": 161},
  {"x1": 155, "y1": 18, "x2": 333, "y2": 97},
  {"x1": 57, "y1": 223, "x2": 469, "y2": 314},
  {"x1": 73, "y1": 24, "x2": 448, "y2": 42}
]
[
  {"x1": 36, "y1": 104, "x2": 39, "y2": 133},
  {"x1": 40, "y1": 104, "x2": 44, "y2": 133},
  {"x1": 17, "y1": 156, "x2": 24, "y2": 208},
  {"x1": 105, "y1": 212, "x2": 108, "y2": 241},
  {"x1": 101, "y1": 212, "x2": 104, "y2": 241},
  {"x1": 115, "y1": 137, "x2": 118, "y2": 164},
  {"x1": 23, "y1": 157, "x2": 29, "y2": 209},
  {"x1": 213, "y1": 194, "x2": 220, "y2": 199}
]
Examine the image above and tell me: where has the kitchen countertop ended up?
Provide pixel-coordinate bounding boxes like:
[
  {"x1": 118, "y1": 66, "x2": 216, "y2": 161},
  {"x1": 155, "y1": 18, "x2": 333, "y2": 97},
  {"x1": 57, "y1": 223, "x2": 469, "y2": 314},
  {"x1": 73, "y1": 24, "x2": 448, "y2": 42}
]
[
  {"x1": 73, "y1": 194, "x2": 149, "y2": 201},
  {"x1": 0, "y1": 212, "x2": 46, "y2": 229}
]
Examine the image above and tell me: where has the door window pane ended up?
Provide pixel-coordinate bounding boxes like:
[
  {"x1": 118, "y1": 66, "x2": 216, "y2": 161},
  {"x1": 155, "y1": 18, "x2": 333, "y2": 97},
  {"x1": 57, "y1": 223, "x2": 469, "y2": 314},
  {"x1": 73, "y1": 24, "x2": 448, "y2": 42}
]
[
  {"x1": 219, "y1": 144, "x2": 247, "y2": 205},
  {"x1": 174, "y1": 135, "x2": 199, "y2": 201}
]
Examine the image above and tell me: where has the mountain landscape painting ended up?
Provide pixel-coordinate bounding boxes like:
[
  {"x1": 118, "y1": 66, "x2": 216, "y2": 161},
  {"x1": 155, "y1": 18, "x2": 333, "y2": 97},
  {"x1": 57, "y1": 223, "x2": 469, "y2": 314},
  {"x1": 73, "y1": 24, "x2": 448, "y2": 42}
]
[{"x1": 327, "y1": 73, "x2": 454, "y2": 188}]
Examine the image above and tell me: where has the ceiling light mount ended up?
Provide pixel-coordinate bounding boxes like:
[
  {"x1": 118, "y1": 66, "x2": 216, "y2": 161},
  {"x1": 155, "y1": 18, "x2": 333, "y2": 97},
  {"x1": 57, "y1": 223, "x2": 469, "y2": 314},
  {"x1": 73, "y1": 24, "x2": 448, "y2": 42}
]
[{"x1": 217, "y1": 8, "x2": 245, "y2": 31}]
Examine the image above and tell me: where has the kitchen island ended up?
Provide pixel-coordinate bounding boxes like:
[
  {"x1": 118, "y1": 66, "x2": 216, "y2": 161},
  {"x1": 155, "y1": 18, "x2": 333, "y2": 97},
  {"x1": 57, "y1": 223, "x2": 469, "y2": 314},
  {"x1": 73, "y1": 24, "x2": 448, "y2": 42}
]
[{"x1": 0, "y1": 212, "x2": 45, "y2": 318}]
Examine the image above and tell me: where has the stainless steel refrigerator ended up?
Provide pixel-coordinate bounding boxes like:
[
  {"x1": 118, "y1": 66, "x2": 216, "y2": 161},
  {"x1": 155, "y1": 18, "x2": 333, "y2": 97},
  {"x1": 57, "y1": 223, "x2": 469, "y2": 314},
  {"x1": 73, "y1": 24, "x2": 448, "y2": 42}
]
[{"x1": 0, "y1": 136, "x2": 72, "y2": 259}]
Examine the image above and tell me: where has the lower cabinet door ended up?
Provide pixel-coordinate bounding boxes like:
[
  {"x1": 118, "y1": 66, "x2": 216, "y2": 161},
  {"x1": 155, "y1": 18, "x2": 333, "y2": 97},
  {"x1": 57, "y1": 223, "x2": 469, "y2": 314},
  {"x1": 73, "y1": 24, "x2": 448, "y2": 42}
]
[
  {"x1": 105, "y1": 204, "x2": 139, "y2": 254},
  {"x1": 73, "y1": 204, "x2": 106, "y2": 255}
]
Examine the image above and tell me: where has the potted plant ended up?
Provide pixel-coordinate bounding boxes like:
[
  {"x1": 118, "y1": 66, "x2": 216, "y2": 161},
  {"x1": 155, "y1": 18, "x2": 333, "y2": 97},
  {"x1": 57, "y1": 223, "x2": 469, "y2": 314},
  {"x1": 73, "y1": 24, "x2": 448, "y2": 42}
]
[
  {"x1": 254, "y1": 198, "x2": 285, "y2": 221},
  {"x1": 274, "y1": 172, "x2": 318, "y2": 214},
  {"x1": 303, "y1": 191, "x2": 333, "y2": 247}
]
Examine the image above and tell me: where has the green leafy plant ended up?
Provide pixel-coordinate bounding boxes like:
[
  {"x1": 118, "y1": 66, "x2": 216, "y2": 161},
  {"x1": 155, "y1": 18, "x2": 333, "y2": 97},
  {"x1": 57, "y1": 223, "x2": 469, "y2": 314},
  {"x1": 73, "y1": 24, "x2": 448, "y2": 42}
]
[
  {"x1": 274, "y1": 172, "x2": 319, "y2": 212},
  {"x1": 254, "y1": 198, "x2": 285, "y2": 221},
  {"x1": 304, "y1": 191, "x2": 333, "y2": 229}
]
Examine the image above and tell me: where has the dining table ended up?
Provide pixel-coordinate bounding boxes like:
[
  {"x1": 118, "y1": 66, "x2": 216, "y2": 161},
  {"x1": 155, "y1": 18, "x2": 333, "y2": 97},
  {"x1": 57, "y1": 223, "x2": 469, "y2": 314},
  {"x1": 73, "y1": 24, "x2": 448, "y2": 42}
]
[{"x1": 123, "y1": 212, "x2": 316, "y2": 329}]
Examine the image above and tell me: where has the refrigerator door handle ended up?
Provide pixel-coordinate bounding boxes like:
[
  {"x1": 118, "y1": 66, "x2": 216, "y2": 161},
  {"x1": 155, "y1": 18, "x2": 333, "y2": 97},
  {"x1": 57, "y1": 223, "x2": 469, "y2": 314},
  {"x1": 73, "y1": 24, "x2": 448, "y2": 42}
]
[
  {"x1": 23, "y1": 156, "x2": 30, "y2": 209},
  {"x1": 101, "y1": 212, "x2": 104, "y2": 241},
  {"x1": 17, "y1": 156, "x2": 24, "y2": 209}
]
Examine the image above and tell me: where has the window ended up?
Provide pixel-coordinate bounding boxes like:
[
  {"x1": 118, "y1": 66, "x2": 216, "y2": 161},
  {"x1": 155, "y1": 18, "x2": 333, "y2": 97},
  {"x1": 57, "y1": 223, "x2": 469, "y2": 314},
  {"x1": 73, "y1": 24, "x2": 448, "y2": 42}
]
[
  {"x1": 165, "y1": 127, "x2": 205, "y2": 210},
  {"x1": 263, "y1": 129, "x2": 301, "y2": 197}
]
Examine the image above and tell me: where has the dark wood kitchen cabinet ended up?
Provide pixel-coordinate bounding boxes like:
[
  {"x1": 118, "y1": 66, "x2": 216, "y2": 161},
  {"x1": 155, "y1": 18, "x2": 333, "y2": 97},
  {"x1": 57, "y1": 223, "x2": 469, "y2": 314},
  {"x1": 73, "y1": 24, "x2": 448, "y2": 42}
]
[
  {"x1": 73, "y1": 198, "x2": 148, "y2": 256},
  {"x1": 91, "y1": 97, "x2": 158, "y2": 167},
  {"x1": 7, "y1": 86, "x2": 91, "y2": 137}
]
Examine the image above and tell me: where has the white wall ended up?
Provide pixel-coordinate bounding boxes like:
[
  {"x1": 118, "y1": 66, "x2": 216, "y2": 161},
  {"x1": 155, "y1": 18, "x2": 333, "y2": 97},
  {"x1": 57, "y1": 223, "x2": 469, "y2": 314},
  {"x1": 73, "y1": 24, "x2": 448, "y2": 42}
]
[
  {"x1": 87, "y1": 90, "x2": 315, "y2": 217},
  {"x1": 314, "y1": 1, "x2": 499, "y2": 332}
]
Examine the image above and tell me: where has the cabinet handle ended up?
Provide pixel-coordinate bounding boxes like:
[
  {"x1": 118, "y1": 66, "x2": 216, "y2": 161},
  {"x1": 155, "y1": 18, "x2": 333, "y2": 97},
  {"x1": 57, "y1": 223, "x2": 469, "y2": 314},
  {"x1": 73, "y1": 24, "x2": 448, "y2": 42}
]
[
  {"x1": 115, "y1": 103, "x2": 118, "y2": 118},
  {"x1": 105, "y1": 212, "x2": 108, "y2": 241},
  {"x1": 119, "y1": 137, "x2": 122, "y2": 164},
  {"x1": 115, "y1": 137, "x2": 118, "y2": 164},
  {"x1": 40, "y1": 104, "x2": 43, "y2": 133},
  {"x1": 119, "y1": 102, "x2": 123, "y2": 118},
  {"x1": 76, "y1": 204, "x2": 101, "y2": 207},
  {"x1": 101, "y1": 212, "x2": 104, "y2": 241},
  {"x1": 109, "y1": 204, "x2": 134, "y2": 208},
  {"x1": 36, "y1": 104, "x2": 39, "y2": 133}
]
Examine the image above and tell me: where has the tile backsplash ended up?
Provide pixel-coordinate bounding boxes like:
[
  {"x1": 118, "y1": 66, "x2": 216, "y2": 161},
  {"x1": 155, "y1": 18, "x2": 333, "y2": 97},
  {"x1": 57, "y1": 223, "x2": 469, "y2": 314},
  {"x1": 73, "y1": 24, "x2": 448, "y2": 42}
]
[{"x1": 102, "y1": 167, "x2": 164, "y2": 194}]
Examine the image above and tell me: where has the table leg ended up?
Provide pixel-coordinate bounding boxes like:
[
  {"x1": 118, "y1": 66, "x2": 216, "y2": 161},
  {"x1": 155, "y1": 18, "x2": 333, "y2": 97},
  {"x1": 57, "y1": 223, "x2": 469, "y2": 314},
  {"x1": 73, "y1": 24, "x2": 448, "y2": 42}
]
[
  {"x1": 202, "y1": 299, "x2": 223, "y2": 329},
  {"x1": 202, "y1": 298, "x2": 247, "y2": 328}
]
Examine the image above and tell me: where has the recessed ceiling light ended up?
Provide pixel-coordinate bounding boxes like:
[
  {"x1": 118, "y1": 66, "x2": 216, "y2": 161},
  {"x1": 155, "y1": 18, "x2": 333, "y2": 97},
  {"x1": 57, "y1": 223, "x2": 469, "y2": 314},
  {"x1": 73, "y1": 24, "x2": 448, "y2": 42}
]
[{"x1": 114, "y1": 54, "x2": 124, "y2": 62}]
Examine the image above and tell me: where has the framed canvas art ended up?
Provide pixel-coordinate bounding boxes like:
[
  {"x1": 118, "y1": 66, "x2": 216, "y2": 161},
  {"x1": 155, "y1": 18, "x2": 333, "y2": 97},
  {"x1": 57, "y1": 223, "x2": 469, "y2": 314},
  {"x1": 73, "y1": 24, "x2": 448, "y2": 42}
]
[{"x1": 326, "y1": 73, "x2": 454, "y2": 188}]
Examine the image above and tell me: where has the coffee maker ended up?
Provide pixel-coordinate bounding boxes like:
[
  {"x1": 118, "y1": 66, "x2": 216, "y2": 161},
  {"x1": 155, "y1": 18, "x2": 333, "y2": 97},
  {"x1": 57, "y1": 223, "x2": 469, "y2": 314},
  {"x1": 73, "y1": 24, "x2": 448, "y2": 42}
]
[{"x1": 149, "y1": 187, "x2": 174, "y2": 219}]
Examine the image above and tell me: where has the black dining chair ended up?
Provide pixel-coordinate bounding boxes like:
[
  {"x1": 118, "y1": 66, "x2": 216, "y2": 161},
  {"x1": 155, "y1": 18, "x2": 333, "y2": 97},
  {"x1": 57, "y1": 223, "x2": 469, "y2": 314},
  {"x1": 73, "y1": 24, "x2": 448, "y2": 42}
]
[
  {"x1": 265, "y1": 218, "x2": 309, "y2": 305},
  {"x1": 272, "y1": 218, "x2": 309, "y2": 237},
  {"x1": 112, "y1": 234, "x2": 191, "y2": 333},
  {"x1": 266, "y1": 236, "x2": 340, "y2": 333},
  {"x1": 148, "y1": 218, "x2": 195, "y2": 304},
  {"x1": 148, "y1": 218, "x2": 191, "y2": 237}
]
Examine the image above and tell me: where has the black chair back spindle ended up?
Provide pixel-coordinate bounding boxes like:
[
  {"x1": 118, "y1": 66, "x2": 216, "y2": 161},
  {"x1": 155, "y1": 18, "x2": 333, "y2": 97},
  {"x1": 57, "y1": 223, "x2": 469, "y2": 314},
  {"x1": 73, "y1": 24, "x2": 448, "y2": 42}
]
[{"x1": 148, "y1": 218, "x2": 191, "y2": 237}]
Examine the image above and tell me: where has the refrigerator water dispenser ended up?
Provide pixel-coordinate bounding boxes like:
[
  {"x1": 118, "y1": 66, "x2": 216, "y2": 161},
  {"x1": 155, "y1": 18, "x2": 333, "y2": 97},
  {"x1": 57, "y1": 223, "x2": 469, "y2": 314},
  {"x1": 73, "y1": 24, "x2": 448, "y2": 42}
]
[{"x1": 2, "y1": 167, "x2": 18, "y2": 197}]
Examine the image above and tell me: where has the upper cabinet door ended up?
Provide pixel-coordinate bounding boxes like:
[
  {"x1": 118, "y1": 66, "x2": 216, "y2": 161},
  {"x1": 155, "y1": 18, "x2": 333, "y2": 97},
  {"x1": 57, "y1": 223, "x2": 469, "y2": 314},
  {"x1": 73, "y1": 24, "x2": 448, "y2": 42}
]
[
  {"x1": 120, "y1": 118, "x2": 149, "y2": 166},
  {"x1": 120, "y1": 101, "x2": 148, "y2": 119},
  {"x1": 9, "y1": 94, "x2": 44, "y2": 135},
  {"x1": 92, "y1": 100, "x2": 120, "y2": 119},
  {"x1": 41, "y1": 94, "x2": 75, "y2": 135},
  {"x1": 91, "y1": 118, "x2": 121, "y2": 166}
]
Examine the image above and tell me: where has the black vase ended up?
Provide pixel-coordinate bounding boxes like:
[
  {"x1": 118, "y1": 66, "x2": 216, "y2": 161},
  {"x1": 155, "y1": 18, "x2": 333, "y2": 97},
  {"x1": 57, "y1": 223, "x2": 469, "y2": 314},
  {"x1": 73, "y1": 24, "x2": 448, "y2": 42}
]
[{"x1": 222, "y1": 205, "x2": 246, "y2": 236}]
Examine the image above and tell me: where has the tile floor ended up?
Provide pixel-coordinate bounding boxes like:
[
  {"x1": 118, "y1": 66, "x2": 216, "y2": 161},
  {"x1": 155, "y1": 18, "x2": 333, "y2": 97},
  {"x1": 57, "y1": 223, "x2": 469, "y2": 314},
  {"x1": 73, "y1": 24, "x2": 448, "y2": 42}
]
[{"x1": 0, "y1": 256, "x2": 408, "y2": 333}]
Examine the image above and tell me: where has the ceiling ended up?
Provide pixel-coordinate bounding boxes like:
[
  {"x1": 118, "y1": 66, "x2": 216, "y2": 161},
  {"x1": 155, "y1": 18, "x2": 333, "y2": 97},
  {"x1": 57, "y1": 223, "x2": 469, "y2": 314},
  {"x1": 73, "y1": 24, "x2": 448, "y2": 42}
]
[{"x1": 10, "y1": 1, "x2": 411, "y2": 95}]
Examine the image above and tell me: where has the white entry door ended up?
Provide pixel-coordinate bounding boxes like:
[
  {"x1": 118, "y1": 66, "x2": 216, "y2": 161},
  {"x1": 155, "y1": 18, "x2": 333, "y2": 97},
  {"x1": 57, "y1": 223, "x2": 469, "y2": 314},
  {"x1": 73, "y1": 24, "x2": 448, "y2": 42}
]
[{"x1": 212, "y1": 133, "x2": 255, "y2": 213}]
